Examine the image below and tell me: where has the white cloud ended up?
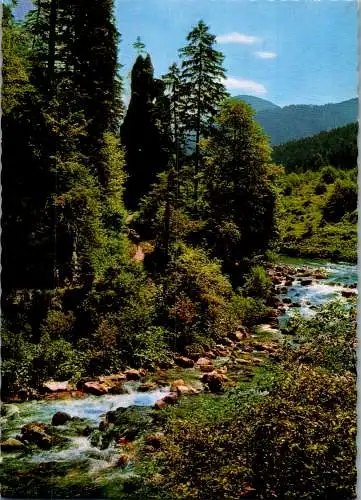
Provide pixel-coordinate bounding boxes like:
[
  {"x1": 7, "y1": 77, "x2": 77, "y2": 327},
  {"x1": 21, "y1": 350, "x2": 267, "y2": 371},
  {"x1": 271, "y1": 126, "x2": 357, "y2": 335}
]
[
  {"x1": 221, "y1": 77, "x2": 267, "y2": 95},
  {"x1": 216, "y1": 32, "x2": 261, "y2": 45},
  {"x1": 255, "y1": 51, "x2": 277, "y2": 59}
]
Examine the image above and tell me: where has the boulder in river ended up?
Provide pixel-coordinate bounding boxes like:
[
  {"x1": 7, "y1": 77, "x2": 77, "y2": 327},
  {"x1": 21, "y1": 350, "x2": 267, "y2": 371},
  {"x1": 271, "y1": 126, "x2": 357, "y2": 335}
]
[
  {"x1": 202, "y1": 371, "x2": 226, "y2": 393},
  {"x1": 145, "y1": 432, "x2": 164, "y2": 450},
  {"x1": 105, "y1": 405, "x2": 153, "y2": 441},
  {"x1": 0, "y1": 438, "x2": 25, "y2": 451},
  {"x1": 107, "y1": 382, "x2": 129, "y2": 395},
  {"x1": 196, "y1": 357, "x2": 213, "y2": 368},
  {"x1": 21, "y1": 422, "x2": 54, "y2": 449},
  {"x1": 124, "y1": 369, "x2": 143, "y2": 381},
  {"x1": 138, "y1": 382, "x2": 158, "y2": 392},
  {"x1": 170, "y1": 379, "x2": 186, "y2": 391},
  {"x1": 1, "y1": 403, "x2": 20, "y2": 419},
  {"x1": 83, "y1": 381, "x2": 108, "y2": 396},
  {"x1": 52, "y1": 411, "x2": 72, "y2": 426},
  {"x1": 116, "y1": 453, "x2": 131, "y2": 467},
  {"x1": 98, "y1": 374, "x2": 127, "y2": 384},
  {"x1": 154, "y1": 399, "x2": 167, "y2": 410},
  {"x1": 83, "y1": 425, "x2": 93, "y2": 436},
  {"x1": 171, "y1": 380, "x2": 199, "y2": 396},
  {"x1": 42, "y1": 381, "x2": 71, "y2": 393},
  {"x1": 199, "y1": 364, "x2": 214, "y2": 373},
  {"x1": 341, "y1": 288, "x2": 357, "y2": 298},
  {"x1": 234, "y1": 329, "x2": 250, "y2": 341},
  {"x1": 301, "y1": 278, "x2": 313, "y2": 286},
  {"x1": 17, "y1": 388, "x2": 39, "y2": 401}
]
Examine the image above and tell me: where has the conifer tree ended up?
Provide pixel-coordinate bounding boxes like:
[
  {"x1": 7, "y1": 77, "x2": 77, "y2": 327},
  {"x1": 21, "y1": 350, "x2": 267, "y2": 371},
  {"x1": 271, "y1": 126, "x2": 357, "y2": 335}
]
[
  {"x1": 179, "y1": 20, "x2": 228, "y2": 199},
  {"x1": 121, "y1": 53, "x2": 170, "y2": 209},
  {"x1": 2, "y1": 0, "x2": 126, "y2": 290},
  {"x1": 163, "y1": 62, "x2": 185, "y2": 169},
  {"x1": 133, "y1": 35, "x2": 146, "y2": 55},
  {"x1": 203, "y1": 99, "x2": 278, "y2": 281}
]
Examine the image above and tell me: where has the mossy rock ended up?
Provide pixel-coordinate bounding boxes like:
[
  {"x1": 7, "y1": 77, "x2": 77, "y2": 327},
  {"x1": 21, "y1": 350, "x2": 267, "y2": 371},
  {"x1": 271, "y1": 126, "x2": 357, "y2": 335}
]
[{"x1": 92, "y1": 405, "x2": 154, "y2": 448}]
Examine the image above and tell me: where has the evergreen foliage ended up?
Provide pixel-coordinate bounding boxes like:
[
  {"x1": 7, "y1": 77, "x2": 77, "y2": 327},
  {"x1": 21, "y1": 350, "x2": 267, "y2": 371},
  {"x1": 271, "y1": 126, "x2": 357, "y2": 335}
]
[
  {"x1": 202, "y1": 99, "x2": 278, "y2": 280},
  {"x1": 272, "y1": 122, "x2": 357, "y2": 172},
  {"x1": 1, "y1": 4, "x2": 357, "y2": 498},
  {"x1": 121, "y1": 53, "x2": 171, "y2": 209},
  {"x1": 179, "y1": 20, "x2": 228, "y2": 198}
]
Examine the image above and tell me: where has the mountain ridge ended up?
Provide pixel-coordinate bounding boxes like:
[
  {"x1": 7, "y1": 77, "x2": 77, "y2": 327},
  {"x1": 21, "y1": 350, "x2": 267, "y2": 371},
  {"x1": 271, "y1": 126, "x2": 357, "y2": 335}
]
[{"x1": 236, "y1": 95, "x2": 358, "y2": 145}]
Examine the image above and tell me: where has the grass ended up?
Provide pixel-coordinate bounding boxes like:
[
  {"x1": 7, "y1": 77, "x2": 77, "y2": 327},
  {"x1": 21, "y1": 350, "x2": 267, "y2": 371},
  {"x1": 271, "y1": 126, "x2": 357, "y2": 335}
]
[{"x1": 277, "y1": 169, "x2": 357, "y2": 262}]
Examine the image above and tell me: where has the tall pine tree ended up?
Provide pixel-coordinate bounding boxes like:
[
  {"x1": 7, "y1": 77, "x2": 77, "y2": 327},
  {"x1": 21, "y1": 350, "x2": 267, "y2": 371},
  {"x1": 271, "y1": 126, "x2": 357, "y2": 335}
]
[
  {"x1": 163, "y1": 62, "x2": 185, "y2": 171},
  {"x1": 2, "y1": 0, "x2": 126, "y2": 291},
  {"x1": 179, "y1": 20, "x2": 228, "y2": 199},
  {"x1": 121, "y1": 53, "x2": 171, "y2": 210}
]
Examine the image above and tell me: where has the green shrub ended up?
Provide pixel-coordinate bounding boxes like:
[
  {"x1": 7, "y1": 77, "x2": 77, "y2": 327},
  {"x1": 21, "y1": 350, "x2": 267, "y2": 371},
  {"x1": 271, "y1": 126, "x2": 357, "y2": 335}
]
[
  {"x1": 158, "y1": 303, "x2": 356, "y2": 499},
  {"x1": 249, "y1": 366, "x2": 356, "y2": 499},
  {"x1": 33, "y1": 334, "x2": 86, "y2": 383},
  {"x1": 77, "y1": 264, "x2": 159, "y2": 373},
  {"x1": 133, "y1": 326, "x2": 171, "y2": 368},
  {"x1": 288, "y1": 172, "x2": 301, "y2": 186},
  {"x1": 40, "y1": 309, "x2": 75, "y2": 341},
  {"x1": 1, "y1": 329, "x2": 40, "y2": 394},
  {"x1": 159, "y1": 245, "x2": 242, "y2": 352},
  {"x1": 282, "y1": 301, "x2": 356, "y2": 374},
  {"x1": 322, "y1": 180, "x2": 357, "y2": 222},
  {"x1": 158, "y1": 364, "x2": 355, "y2": 500},
  {"x1": 283, "y1": 183, "x2": 292, "y2": 196},
  {"x1": 320, "y1": 165, "x2": 338, "y2": 184},
  {"x1": 231, "y1": 294, "x2": 268, "y2": 327},
  {"x1": 242, "y1": 266, "x2": 272, "y2": 301},
  {"x1": 314, "y1": 182, "x2": 327, "y2": 195}
]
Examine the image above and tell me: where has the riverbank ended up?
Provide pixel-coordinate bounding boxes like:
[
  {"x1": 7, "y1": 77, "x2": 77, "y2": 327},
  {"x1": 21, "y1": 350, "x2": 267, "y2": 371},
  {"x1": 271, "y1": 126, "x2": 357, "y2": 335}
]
[
  {"x1": 1, "y1": 260, "x2": 357, "y2": 498},
  {"x1": 2, "y1": 259, "x2": 356, "y2": 405}
]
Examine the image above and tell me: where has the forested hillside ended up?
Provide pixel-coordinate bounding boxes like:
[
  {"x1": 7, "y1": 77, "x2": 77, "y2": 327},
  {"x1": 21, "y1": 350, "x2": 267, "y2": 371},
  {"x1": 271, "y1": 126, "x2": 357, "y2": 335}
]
[
  {"x1": 271, "y1": 124, "x2": 357, "y2": 262},
  {"x1": 273, "y1": 122, "x2": 357, "y2": 172},
  {"x1": 238, "y1": 95, "x2": 357, "y2": 145},
  {"x1": 277, "y1": 167, "x2": 357, "y2": 262}
]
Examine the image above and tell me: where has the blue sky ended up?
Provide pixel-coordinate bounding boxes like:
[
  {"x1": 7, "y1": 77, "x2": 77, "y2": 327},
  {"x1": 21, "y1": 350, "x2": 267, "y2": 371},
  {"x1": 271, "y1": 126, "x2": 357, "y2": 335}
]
[{"x1": 14, "y1": 0, "x2": 357, "y2": 106}]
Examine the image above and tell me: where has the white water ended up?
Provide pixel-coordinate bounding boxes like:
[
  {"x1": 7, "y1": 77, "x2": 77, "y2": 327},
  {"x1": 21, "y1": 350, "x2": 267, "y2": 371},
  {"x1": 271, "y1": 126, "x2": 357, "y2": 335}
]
[
  {"x1": 1, "y1": 386, "x2": 170, "y2": 472},
  {"x1": 4, "y1": 387, "x2": 169, "y2": 427},
  {"x1": 1, "y1": 260, "x2": 356, "y2": 487},
  {"x1": 278, "y1": 261, "x2": 357, "y2": 325}
]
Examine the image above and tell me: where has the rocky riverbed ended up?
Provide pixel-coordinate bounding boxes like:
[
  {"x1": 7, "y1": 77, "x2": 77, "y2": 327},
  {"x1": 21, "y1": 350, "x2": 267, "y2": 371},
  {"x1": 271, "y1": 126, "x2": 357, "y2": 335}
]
[{"x1": 1, "y1": 259, "x2": 357, "y2": 498}]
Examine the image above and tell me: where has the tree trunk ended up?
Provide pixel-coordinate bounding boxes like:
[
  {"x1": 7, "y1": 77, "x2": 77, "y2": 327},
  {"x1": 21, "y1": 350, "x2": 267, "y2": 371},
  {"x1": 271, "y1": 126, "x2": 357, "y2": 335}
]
[
  {"x1": 163, "y1": 170, "x2": 173, "y2": 263},
  {"x1": 48, "y1": 0, "x2": 58, "y2": 94},
  {"x1": 194, "y1": 45, "x2": 203, "y2": 203}
]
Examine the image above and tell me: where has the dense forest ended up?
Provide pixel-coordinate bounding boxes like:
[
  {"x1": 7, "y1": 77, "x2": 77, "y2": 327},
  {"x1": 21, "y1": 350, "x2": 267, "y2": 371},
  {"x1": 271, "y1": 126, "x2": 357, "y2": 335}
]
[
  {"x1": 272, "y1": 122, "x2": 357, "y2": 172},
  {"x1": 2, "y1": 2, "x2": 277, "y2": 393},
  {"x1": 1, "y1": 2, "x2": 356, "y2": 499}
]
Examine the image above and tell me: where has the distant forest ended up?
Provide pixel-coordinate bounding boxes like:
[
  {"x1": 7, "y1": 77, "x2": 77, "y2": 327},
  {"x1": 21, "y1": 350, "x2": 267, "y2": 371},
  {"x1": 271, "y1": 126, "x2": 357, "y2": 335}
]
[{"x1": 272, "y1": 122, "x2": 357, "y2": 172}]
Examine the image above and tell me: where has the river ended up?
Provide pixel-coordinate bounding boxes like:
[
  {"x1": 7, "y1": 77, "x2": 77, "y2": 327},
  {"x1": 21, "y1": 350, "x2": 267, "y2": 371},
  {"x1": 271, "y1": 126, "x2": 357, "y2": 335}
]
[{"x1": 0, "y1": 259, "x2": 357, "y2": 498}]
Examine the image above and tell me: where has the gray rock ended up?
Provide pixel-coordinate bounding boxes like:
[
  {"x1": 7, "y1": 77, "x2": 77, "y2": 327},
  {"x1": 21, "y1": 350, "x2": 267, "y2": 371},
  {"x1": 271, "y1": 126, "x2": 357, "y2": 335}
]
[{"x1": 52, "y1": 411, "x2": 72, "y2": 426}]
